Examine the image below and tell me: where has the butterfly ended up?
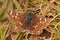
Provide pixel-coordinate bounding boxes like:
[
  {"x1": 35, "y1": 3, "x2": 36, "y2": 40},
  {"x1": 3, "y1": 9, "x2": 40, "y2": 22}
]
[{"x1": 6, "y1": 10, "x2": 51, "y2": 35}]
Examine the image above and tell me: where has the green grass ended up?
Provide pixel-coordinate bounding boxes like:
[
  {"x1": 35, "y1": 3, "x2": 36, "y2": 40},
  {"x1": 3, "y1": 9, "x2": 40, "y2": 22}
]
[{"x1": 13, "y1": 0, "x2": 23, "y2": 12}]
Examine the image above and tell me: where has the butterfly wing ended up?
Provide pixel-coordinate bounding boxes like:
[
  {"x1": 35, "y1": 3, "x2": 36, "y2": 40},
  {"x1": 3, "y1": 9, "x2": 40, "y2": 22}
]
[{"x1": 6, "y1": 10, "x2": 51, "y2": 35}]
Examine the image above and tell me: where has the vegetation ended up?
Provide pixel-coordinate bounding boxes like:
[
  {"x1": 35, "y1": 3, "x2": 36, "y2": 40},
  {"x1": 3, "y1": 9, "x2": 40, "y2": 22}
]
[{"x1": 0, "y1": 0, "x2": 60, "y2": 40}]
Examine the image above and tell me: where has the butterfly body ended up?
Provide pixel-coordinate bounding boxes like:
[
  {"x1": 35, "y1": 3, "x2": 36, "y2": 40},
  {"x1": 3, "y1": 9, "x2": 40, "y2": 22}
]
[{"x1": 24, "y1": 10, "x2": 34, "y2": 27}]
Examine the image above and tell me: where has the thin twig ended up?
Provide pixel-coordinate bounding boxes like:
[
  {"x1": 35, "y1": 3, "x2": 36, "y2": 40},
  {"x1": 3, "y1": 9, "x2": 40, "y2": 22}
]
[
  {"x1": 46, "y1": 13, "x2": 60, "y2": 28},
  {"x1": 54, "y1": 22, "x2": 60, "y2": 32}
]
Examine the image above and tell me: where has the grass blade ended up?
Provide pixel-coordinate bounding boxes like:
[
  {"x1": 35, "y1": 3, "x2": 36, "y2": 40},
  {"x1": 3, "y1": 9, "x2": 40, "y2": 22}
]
[
  {"x1": 13, "y1": 0, "x2": 23, "y2": 12},
  {"x1": 0, "y1": 0, "x2": 9, "y2": 20},
  {"x1": 0, "y1": 0, "x2": 4, "y2": 3},
  {"x1": 15, "y1": 31, "x2": 22, "y2": 40},
  {"x1": 29, "y1": 35, "x2": 33, "y2": 40},
  {"x1": 0, "y1": 23, "x2": 3, "y2": 39},
  {"x1": 2, "y1": 22, "x2": 12, "y2": 40}
]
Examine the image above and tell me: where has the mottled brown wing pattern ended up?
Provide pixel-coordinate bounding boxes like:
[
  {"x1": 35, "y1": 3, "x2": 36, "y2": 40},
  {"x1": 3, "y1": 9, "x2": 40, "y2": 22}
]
[{"x1": 6, "y1": 10, "x2": 50, "y2": 35}]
